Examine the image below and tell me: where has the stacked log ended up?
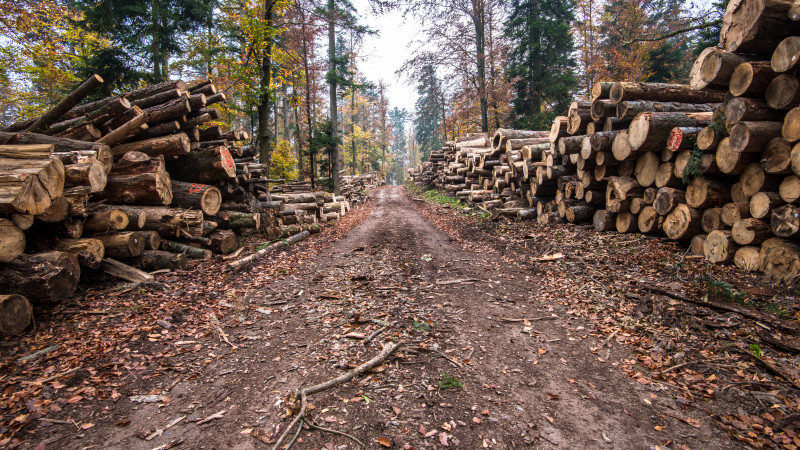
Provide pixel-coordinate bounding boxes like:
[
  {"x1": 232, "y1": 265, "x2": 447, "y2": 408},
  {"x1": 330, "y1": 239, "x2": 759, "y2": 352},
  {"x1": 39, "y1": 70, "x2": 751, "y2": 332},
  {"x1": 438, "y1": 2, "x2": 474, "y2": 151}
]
[
  {"x1": 411, "y1": 0, "x2": 800, "y2": 282},
  {"x1": 0, "y1": 77, "x2": 382, "y2": 324}
]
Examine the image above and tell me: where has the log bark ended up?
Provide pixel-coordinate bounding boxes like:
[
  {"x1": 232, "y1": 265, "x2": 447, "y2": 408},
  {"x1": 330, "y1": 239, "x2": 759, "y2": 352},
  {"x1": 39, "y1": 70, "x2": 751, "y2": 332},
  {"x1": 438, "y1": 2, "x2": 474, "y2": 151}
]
[
  {"x1": 593, "y1": 210, "x2": 617, "y2": 231},
  {"x1": 97, "y1": 111, "x2": 148, "y2": 146},
  {"x1": 100, "y1": 258, "x2": 154, "y2": 283},
  {"x1": 115, "y1": 206, "x2": 203, "y2": 238},
  {"x1": 128, "y1": 120, "x2": 181, "y2": 141},
  {"x1": 161, "y1": 240, "x2": 211, "y2": 259},
  {"x1": 143, "y1": 97, "x2": 191, "y2": 124},
  {"x1": 64, "y1": 160, "x2": 106, "y2": 192},
  {"x1": 214, "y1": 211, "x2": 260, "y2": 230},
  {"x1": 124, "y1": 250, "x2": 187, "y2": 271},
  {"x1": 0, "y1": 252, "x2": 80, "y2": 306},
  {"x1": 609, "y1": 82, "x2": 726, "y2": 105},
  {"x1": 209, "y1": 229, "x2": 239, "y2": 254},
  {"x1": 83, "y1": 209, "x2": 130, "y2": 232},
  {"x1": 687, "y1": 177, "x2": 733, "y2": 208},
  {"x1": 721, "y1": 0, "x2": 800, "y2": 55},
  {"x1": 617, "y1": 101, "x2": 718, "y2": 120},
  {"x1": 590, "y1": 99, "x2": 617, "y2": 121},
  {"x1": 702, "y1": 207, "x2": 726, "y2": 233},
  {"x1": 110, "y1": 133, "x2": 191, "y2": 159},
  {"x1": 55, "y1": 238, "x2": 105, "y2": 268},
  {"x1": 130, "y1": 88, "x2": 186, "y2": 110},
  {"x1": 94, "y1": 232, "x2": 145, "y2": 259},
  {"x1": 760, "y1": 237, "x2": 800, "y2": 281},
  {"x1": 628, "y1": 112, "x2": 713, "y2": 153},
  {"x1": 138, "y1": 230, "x2": 162, "y2": 250},
  {"x1": 166, "y1": 146, "x2": 236, "y2": 182},
  {"x1": 549, "y1": 117, "x2": 568, "y2": 143},
  {"x1": 226, "y1": 230, "x2": 311, "y2": 270},
  {"x1": 171, "y1": 180, "x2": 222, "y2": 216},
  {"x1": 98, "y1": 151, "x2": 172, "y2": 205},
  {"x1": 729, "y1": 121, "x2": 784, "y2": 154},
  {"x1": 663, "y1": 203, "x2": 703, "y2": 241},
  {"x1": 0, "y1": 294, "x2": 32, "y2": 336}
]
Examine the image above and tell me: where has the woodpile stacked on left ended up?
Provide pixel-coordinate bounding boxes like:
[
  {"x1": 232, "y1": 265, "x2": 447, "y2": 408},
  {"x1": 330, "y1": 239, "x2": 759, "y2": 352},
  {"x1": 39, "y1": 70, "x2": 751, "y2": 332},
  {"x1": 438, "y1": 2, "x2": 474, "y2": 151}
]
[{"x1": 0, "y1": 76, "x2": 273, "y2": 335}]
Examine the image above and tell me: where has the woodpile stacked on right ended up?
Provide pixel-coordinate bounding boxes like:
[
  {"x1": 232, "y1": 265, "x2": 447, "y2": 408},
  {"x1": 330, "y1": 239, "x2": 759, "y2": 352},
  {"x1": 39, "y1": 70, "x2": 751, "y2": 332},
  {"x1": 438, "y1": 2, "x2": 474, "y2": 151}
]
[{"x1": 586, "y1": 0, "x2": 800, "y2": 282}]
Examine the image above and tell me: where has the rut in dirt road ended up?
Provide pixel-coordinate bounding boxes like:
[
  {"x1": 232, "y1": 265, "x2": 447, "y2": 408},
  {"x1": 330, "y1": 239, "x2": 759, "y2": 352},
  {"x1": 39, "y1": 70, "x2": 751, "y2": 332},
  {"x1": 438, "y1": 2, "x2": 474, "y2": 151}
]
[{"x1": 94, "y1": 186, "x2": 734, "y2": 449}]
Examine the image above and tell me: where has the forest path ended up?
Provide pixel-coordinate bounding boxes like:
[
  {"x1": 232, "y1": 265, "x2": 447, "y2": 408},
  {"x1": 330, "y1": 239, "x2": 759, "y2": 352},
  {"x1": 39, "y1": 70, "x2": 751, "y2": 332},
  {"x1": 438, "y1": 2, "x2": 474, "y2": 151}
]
[{"x1": 81, "y1": 186, "x2": 732, "y2": 449}]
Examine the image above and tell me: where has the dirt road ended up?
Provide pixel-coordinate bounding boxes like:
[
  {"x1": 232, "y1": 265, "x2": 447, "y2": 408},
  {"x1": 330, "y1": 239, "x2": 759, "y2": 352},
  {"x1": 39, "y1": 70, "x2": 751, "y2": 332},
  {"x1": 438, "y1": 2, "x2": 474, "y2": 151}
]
[{"x1": 29, "y1": 186, "x2": 739, "y2": 448}]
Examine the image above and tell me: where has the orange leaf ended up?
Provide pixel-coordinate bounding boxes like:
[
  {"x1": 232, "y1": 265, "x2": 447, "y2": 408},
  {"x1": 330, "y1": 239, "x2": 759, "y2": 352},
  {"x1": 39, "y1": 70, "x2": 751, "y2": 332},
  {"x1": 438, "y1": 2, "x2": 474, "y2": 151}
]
[{"x1": 376, "y1": 437, "x2": 391, "y2": 447}]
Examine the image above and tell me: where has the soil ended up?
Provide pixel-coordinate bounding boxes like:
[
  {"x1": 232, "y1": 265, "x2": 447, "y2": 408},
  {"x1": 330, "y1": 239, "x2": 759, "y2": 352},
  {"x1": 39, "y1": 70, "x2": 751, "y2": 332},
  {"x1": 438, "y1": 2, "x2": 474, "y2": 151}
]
[{"x1": 7, "y1": 185, "x2": 800, "y2": 448}]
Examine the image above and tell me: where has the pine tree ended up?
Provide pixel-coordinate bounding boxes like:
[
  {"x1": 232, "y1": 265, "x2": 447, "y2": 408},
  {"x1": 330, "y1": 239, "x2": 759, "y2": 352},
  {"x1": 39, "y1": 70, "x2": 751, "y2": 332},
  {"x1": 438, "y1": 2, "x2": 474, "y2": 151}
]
[
  {"x1": 414, "y1": 64, "x2": 444, "y2": 162},
  {"x1": 76, "y1": 0, "x2": 215, "y2": 91},
  {"x1": 504, "y1": 0, "x2": 577, "y2": 130}
]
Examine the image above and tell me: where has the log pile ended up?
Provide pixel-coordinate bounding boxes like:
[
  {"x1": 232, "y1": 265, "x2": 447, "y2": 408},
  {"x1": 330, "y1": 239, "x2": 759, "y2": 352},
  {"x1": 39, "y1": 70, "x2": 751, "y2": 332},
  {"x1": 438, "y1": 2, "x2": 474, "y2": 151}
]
[
  {"x1": 341, "y1": 172, "x2": 385, "y2": 203},
  {"x1": 0, "y1": 77, "x2": 380, "y2": 333},
  {"x1": 410, "y1": 0, "x2": 800, "y2": 283}
]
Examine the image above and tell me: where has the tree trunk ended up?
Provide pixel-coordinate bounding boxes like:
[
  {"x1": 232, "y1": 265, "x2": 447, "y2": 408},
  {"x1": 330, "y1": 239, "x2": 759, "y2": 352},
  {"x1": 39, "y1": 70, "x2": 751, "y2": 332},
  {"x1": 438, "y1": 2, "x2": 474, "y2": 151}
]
[
  {"x1": 55, "y1": 238, "x2": 105, "y2": 268},
  {"x1": 732, "y1": 217, "x2": 772, "y2": 244},
  {"x1": 100, "y1": 258, "x2": 154, "y2": 283},
  {"x1": 780, "y1": 174, "x2": 800, "y2": 202},
  {"x1": 763, "y1": 138, "x2": 792, "y2": 173},
  {"x1": 94, "y1": 232, "x2": 145, "y2": 259},
  {"x1": 161, "y1": 239, "x2": 211, "y2": 259},
  {"x1": 702, "y1": 207, "x2": 726, "y2": 233},
  {"x1": 166, "y1": 146, "x2": 236, "y2": 182},
  {"x1": 615, "y1": 211, "x2": 639, "y2": 233},
  {"x1": 83, "y1": 209, "x2": 130, "y2": 232},
  {"x1": 628, "y1": 112, "x2": 713, "y2": 153},
  {"x1": 171, "y1": 180, "x2": 222, "y2": 216},
  {"x1": 124, "y1": 250, "x2": 188, "y2": 271},
  {"x1": 0, "y1": 252, "x2": 80, "y2": 306},
  {"x1": 111, "y1": 133, "x2": 191, "y2": 159},
  {"x1": 730, "y1": 62, "x2": 781, "y2": 97},
  {"x1": 593, "y1": 210, "x2": 617, "y2": 231},
  {"x1": 64, "y1": 160, "x2": 107, "y2": 192},
  {"x1": 720, "y1": 0, "x2": 800, "y2": 55},
  {"x1": 209, "y1": 229, "x2": 239, "y2": 254},
  {"x1": 609, "y1": 82, "x2": 726, "y2": 105},
  {"x1": 0, "y1": 294, "x2": 32, "y2": 336},
  {"x1": 686, "y1": 177, "x2": 733, "y2": 208},
  {"x1": 616, "y1": 101, "x2": 718, "y2": 120},
  {"x1": 99, "y1": 151, "x2": 172, "y2": 205},
  {"x1": 214, "y1": 211, "x2": 260, "y2": 230}
]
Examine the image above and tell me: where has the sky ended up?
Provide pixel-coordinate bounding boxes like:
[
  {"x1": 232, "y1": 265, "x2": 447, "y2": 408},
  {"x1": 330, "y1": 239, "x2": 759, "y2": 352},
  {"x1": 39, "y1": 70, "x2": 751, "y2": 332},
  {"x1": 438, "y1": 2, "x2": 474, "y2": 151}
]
[{"x1": 350, "y1": 0, "x2": 420, "y2": 113}]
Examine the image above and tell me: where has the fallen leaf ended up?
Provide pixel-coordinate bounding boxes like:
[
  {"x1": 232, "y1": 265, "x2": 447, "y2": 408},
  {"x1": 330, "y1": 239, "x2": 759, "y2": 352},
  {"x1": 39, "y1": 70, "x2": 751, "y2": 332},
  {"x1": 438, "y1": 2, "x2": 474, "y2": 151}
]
[
  {"x1": 81, "y1": 422, "x2": 95, "y2": 430},
  {"x1": 439, "y1": 432, "x2": 449, "y2": 446},
  {"x1": 376, "y1": 437, "x2": 391, "y2": 447}
]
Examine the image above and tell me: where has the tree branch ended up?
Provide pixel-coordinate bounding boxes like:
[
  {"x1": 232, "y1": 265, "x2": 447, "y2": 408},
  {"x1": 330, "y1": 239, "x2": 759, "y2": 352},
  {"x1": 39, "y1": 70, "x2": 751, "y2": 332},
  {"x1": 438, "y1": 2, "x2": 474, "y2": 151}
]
[{"x1": 624, "y1": 18, "x2": 723, "y2": 45}]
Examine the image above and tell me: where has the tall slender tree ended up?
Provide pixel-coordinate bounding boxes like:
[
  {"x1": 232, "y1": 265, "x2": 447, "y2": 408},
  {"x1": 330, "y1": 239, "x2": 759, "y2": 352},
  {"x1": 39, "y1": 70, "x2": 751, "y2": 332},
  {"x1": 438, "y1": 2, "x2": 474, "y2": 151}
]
[
  {"x1": 414, "y1": 64, "x2": 444, "y2": 161},
  {"x1": 504, "y1": 0, "x2": 577, "y2": 129}
]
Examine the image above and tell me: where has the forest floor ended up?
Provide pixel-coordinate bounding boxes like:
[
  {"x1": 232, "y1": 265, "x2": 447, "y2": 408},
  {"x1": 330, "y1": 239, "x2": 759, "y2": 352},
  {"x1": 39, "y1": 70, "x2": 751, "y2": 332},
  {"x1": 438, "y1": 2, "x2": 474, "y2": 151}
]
[{"x1": 4, "y1": 185, "x2": 800, "y2": 449}]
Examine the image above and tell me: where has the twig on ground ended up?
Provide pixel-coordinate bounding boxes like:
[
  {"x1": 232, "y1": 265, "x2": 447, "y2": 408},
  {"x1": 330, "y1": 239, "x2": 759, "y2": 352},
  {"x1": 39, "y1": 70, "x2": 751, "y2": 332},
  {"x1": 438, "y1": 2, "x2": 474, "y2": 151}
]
[
  {"x1": 498, "y1": 316, "x2": 557, "y2": 323},
  {"x1": 599, "y1": 330, "x2": 619, "y2": 348},
  {"x1": 364, "y1": 325, "x2": 390, "y2": 345},
  {"x1": 271, "y1": 341, "x2": 403, "y2": 450},
  {"x1": 209, "y1": 314, "x2": 237, "y2": 349},
  {"x1": 301, "y1": 418, "x2": 365, "y2": 448},
  {"x1": 196, "y1": 410, "x2": 226, "y2": 425}
]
